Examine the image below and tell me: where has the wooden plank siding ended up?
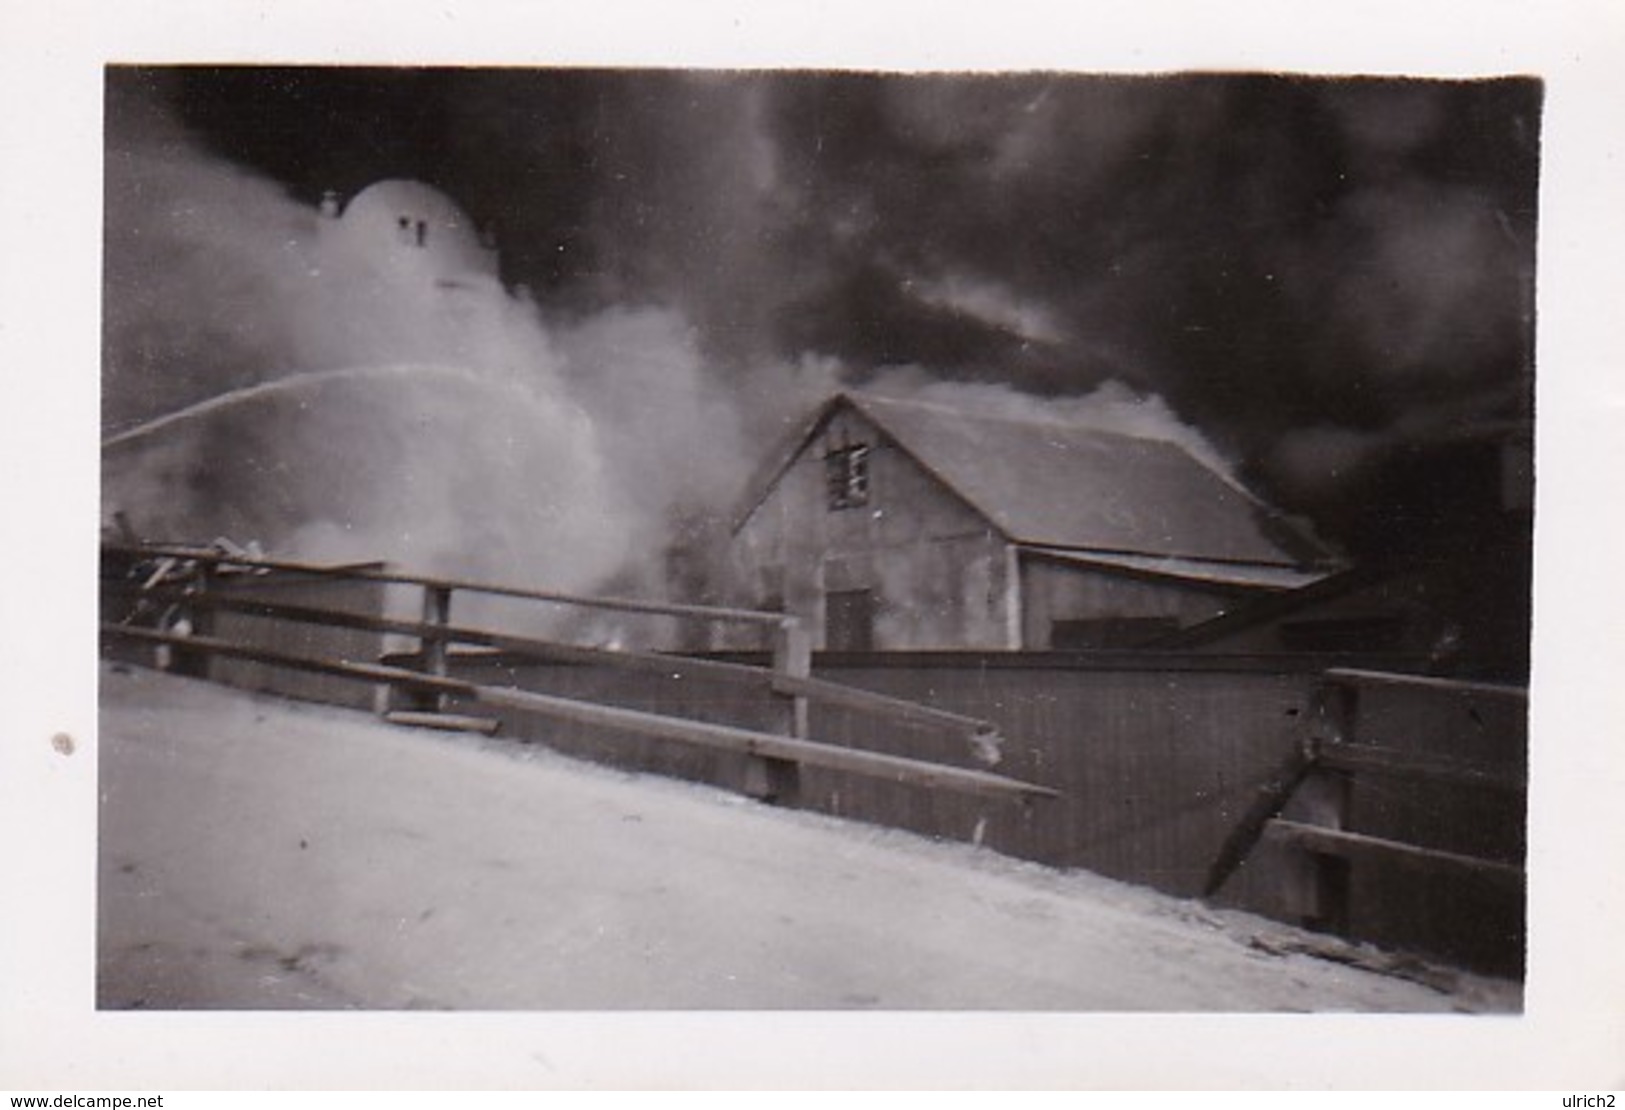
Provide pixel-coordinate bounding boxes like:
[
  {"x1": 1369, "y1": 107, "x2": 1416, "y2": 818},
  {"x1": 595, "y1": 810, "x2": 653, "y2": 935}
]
[
  {"x1": 726, "y1": 406, "x2": 1019, "y2": 652},
  {"x1": 441, "y1": 652, "x2": 1317, "y2": 897},
  {"x1": 436, "y1": 650, "x2": 1525, "y2": 973},
  {"x1": 1018, "y1": 557, "x2": 1235, "y2": 650},
  {"x1": 808, "y1": 659, "x2": 1317, "y2": 904}
]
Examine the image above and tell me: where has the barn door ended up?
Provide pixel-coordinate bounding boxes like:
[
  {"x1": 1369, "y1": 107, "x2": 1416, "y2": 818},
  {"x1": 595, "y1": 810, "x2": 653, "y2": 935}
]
[{"x1": 825, "y1": 589, "x2": 875, "y2": 652}]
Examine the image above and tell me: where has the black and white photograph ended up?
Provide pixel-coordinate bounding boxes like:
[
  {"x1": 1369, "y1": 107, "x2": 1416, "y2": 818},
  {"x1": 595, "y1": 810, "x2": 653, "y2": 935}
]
[
  {"x1": 93, "y1": 61, "x2": 1541, "y2": 1016},
  {"x1": 4, "y1": 0, "x2": 1625, "y2": 1093}
]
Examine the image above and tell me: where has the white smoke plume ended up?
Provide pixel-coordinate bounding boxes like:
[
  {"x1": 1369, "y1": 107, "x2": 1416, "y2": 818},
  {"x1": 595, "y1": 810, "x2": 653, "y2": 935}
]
[
  {"x1": 101, "y1": 88, "x2": 754, "y2": 640},
  {"x1": 850, "y1": 365, "x2": 1242, "y2": 480}
]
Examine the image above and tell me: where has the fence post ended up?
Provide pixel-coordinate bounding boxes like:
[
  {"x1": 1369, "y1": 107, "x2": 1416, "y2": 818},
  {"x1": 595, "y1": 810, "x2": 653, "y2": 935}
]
[
  {"x1": 172, "y1": 562, "x2": 215, "y2": 679},
  {"x1": 417, "y1": 584, "x2": 453, "y2": 713},
  {"x1": 1282, "y1": 678, "x2": 1357, "y2": 932},
  {"x1": 747, "y1": 617, "x2": 809, "y2": 804}
]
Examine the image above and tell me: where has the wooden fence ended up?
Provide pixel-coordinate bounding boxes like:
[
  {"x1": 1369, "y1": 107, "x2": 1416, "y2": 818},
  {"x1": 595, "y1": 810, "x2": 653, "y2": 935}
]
[
  {"x1": 1248, "y1": 668, "x2": 1527, "y2": 973},
  {"x1": 100, "y1": 543, "x2": 1054, "y2": 807},
  {"x1": 100, "y1": 543, "x2": 1526, "y2": 975}
]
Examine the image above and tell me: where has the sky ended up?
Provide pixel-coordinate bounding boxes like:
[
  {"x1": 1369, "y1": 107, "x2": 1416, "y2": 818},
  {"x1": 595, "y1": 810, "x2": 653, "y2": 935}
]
[{"x1": 101, "y1": 65, "x2": 1542, "y2": 571}]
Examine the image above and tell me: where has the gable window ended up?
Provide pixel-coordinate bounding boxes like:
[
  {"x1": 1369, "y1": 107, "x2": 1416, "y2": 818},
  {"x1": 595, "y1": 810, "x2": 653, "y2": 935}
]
[{"x1": 825, "y1": 444, "x2": 870, "y2": 510}]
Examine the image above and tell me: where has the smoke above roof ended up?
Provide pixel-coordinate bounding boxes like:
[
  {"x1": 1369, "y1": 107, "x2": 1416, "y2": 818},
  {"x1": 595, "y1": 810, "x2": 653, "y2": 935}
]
[{"x1": 101, "y1": 67, "x2": 1539, "y2": 587}]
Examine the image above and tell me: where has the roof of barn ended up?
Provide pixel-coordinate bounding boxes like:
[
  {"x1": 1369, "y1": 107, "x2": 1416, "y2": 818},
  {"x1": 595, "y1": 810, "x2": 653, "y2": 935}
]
[{"x1": 733, "y1": 392, "x2": 1338, "y2": 570}]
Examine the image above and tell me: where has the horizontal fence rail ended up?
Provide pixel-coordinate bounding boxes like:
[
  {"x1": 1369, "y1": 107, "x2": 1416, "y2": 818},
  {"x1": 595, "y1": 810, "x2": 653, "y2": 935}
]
[
  {"x1": 1264, "y1": 818, "x2": 1526, "y2": 891},
  {"x1": 1203, "y1": 667, "x2": 1527, "y2": 970},
  {"x1": 1322, "y1": 667, "x2": 1528, "y2": 702},
  {"x1": 103, "y1": 542, "x2": 788, "y2": 627},
  {"x1": 100, "y1": 623, "x2": 1056, "y2": 802},
  {"x1": 102, "y1": 581, "x2": 1005, "y2": 760},
  {"x1": 1315, "y1": 741, "x2": 1526, "y2": 793},
  {"x1": 1204, "y1": 734, "x2": 1527, "y2": 900}
]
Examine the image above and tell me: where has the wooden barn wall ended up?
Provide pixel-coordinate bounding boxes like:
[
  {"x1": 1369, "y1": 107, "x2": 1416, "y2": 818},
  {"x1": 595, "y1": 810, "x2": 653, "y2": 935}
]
[
  {"x1": 440, "y1": 651, "x2": 1524, "y2": 972},
  {"x1": 800, "y1": 656, "x2": 1311, "y2": 908},
  {"x1": 202, "y1": 573, "x2": 392, "y2": 709},
  {"x1": 1018, "y1": 559, "x2": 1237, "y2": 649},
  {"x1": 443, "y1": 652, "x2": 781, "y2": 796},
  {"x1": 727, "y1": 407, "x2": 1013, "y2": 651}
]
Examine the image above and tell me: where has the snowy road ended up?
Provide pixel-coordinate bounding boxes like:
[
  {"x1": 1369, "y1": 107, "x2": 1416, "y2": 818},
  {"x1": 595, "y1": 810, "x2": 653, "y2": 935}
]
[{"x1": 96, "y1": 662, "x2": 1517, "y2": 1012}]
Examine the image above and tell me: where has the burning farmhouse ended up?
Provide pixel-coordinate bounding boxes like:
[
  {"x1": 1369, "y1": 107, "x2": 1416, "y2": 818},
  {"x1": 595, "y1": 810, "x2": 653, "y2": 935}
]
[
  {"x1": 102, "y1": 177, "x2": 1347, "y2": 654},
  {"x1": 715, "y1": 391, "x2": 1340, "y2": 653}
]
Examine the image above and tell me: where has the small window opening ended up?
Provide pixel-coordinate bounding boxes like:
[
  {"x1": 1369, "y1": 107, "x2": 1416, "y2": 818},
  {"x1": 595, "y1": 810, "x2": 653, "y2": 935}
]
[
  {"x1": 416, "y1": 219, "x2": 428, "y2": 247},
  {"x1": 825, "y1": 444, "x2": 870, "y2": 510}
]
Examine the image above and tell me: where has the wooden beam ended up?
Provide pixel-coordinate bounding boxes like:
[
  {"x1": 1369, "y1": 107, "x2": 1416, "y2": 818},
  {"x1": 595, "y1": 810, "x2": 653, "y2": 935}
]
[
  {"x1": 1265, "y1": 818, "x2": 1524, "y2": 890},
  {"x1": 382, "y1": 710, "x2": 501, "y2": 736},
  {"x1": 112, "y1": 585, "x2": 1006, "y2": 750},
  {"x1": 101, "y1": 624, "x2": 1057, "y2": 802},
  {"x1": 1318, "y1": 742, "x2": 1526, "y2": 792},
  {"x1": 474, "y1": 684, "x2": 1057, "y2": 801},
  {"x1": 106, "y1": 621, "x2": 478, "y2": 696},
  {"x1": 1271, "y1": 680, "x2": 1358, "y2": 928},
  {"x1": 1322, "y1": 668, "x2": 1527, "y2": 703},
  {"x1": 769, "y1": 672, "x2": 1004, "y2": 759},
  {"x1": 417, "y1": 584, "x2": 452, "y2": 712},
  {"x1": 755, "y1": 619, "x2": 812, "y2": 804},
  {"x1": 103, "y1": 542, "x2": 786, "y2": 627},
  {"x1": 112, "y1": 583, "x2": 772, "y2": 683},
  {"x1": 1201, "y1": 743, "x2": 1318, "y2": 898}
]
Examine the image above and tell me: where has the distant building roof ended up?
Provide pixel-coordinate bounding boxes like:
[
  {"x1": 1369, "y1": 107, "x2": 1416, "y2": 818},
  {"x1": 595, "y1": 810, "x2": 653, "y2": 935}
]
[
  {"x1": 1017, "y1": 546, "x2": 1330, "y2": 590},
  {"x1": 735, "y1": 392, "x2": 1338, "y2": 570}
]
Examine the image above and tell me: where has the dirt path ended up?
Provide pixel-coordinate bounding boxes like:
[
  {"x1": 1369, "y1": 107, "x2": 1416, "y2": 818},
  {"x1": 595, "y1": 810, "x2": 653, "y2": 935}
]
[{"x1": 97, "y1": 663, "x2": 1519, "y2": 1012}]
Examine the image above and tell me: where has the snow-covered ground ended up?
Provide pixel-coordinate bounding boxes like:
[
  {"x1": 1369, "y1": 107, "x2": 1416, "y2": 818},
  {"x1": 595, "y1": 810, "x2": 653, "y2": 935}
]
[{"x1": 97, "y1": 661, "x2": 1519, "y2": 1013}]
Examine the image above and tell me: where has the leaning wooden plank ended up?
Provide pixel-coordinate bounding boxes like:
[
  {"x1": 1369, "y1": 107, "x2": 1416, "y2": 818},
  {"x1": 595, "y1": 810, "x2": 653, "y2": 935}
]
[
  {"x1": 1264, "y1": 818, "x2": 1525, "y2": 890},
  {"x1": 1201, "y1": 742, "x2": 1318, "y2": 898},
  {"x1": 769, "y1": 673, "x2": 1004, "y2": 761},
  {"x1": 1321, "y1": 668, "x2": 1527, "y2": 702},
  {"x1": 100, "y1": 624, "x2": 1055, "y2": 802},
  {"x1": 1317, "y1": 742, "x2": 1525, "y2": 792},
  {"x1": 115, "y1": 587, "x2": 1005, "y2": 749},
  {"x1": 469, "y1": 684, "x2": 1054, "y2": 801},
  {"x1": 382, "y1": 710, "x2": 501, "y2": 736}
]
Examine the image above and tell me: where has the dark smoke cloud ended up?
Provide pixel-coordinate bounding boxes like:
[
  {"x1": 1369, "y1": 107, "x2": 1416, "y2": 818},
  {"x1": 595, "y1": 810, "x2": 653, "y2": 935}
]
[
  {"x1": 107, "y1": 66, "x2": 1540, "y2": 567},
  {"x1": 537, "y1": 71, "x2": 1538, "y2": 516}
]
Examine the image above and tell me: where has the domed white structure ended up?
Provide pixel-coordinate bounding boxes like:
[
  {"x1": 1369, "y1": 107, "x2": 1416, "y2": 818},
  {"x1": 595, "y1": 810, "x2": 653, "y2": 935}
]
[{"x1": 320, "y1": 179, "x2": 499, "y2": 286}]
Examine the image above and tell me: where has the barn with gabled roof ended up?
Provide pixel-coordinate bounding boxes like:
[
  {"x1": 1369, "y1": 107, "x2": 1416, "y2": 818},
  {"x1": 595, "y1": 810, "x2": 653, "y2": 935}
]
[{"x1": 725, "y1": 392, "x2": 1340, "y2": 651}]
